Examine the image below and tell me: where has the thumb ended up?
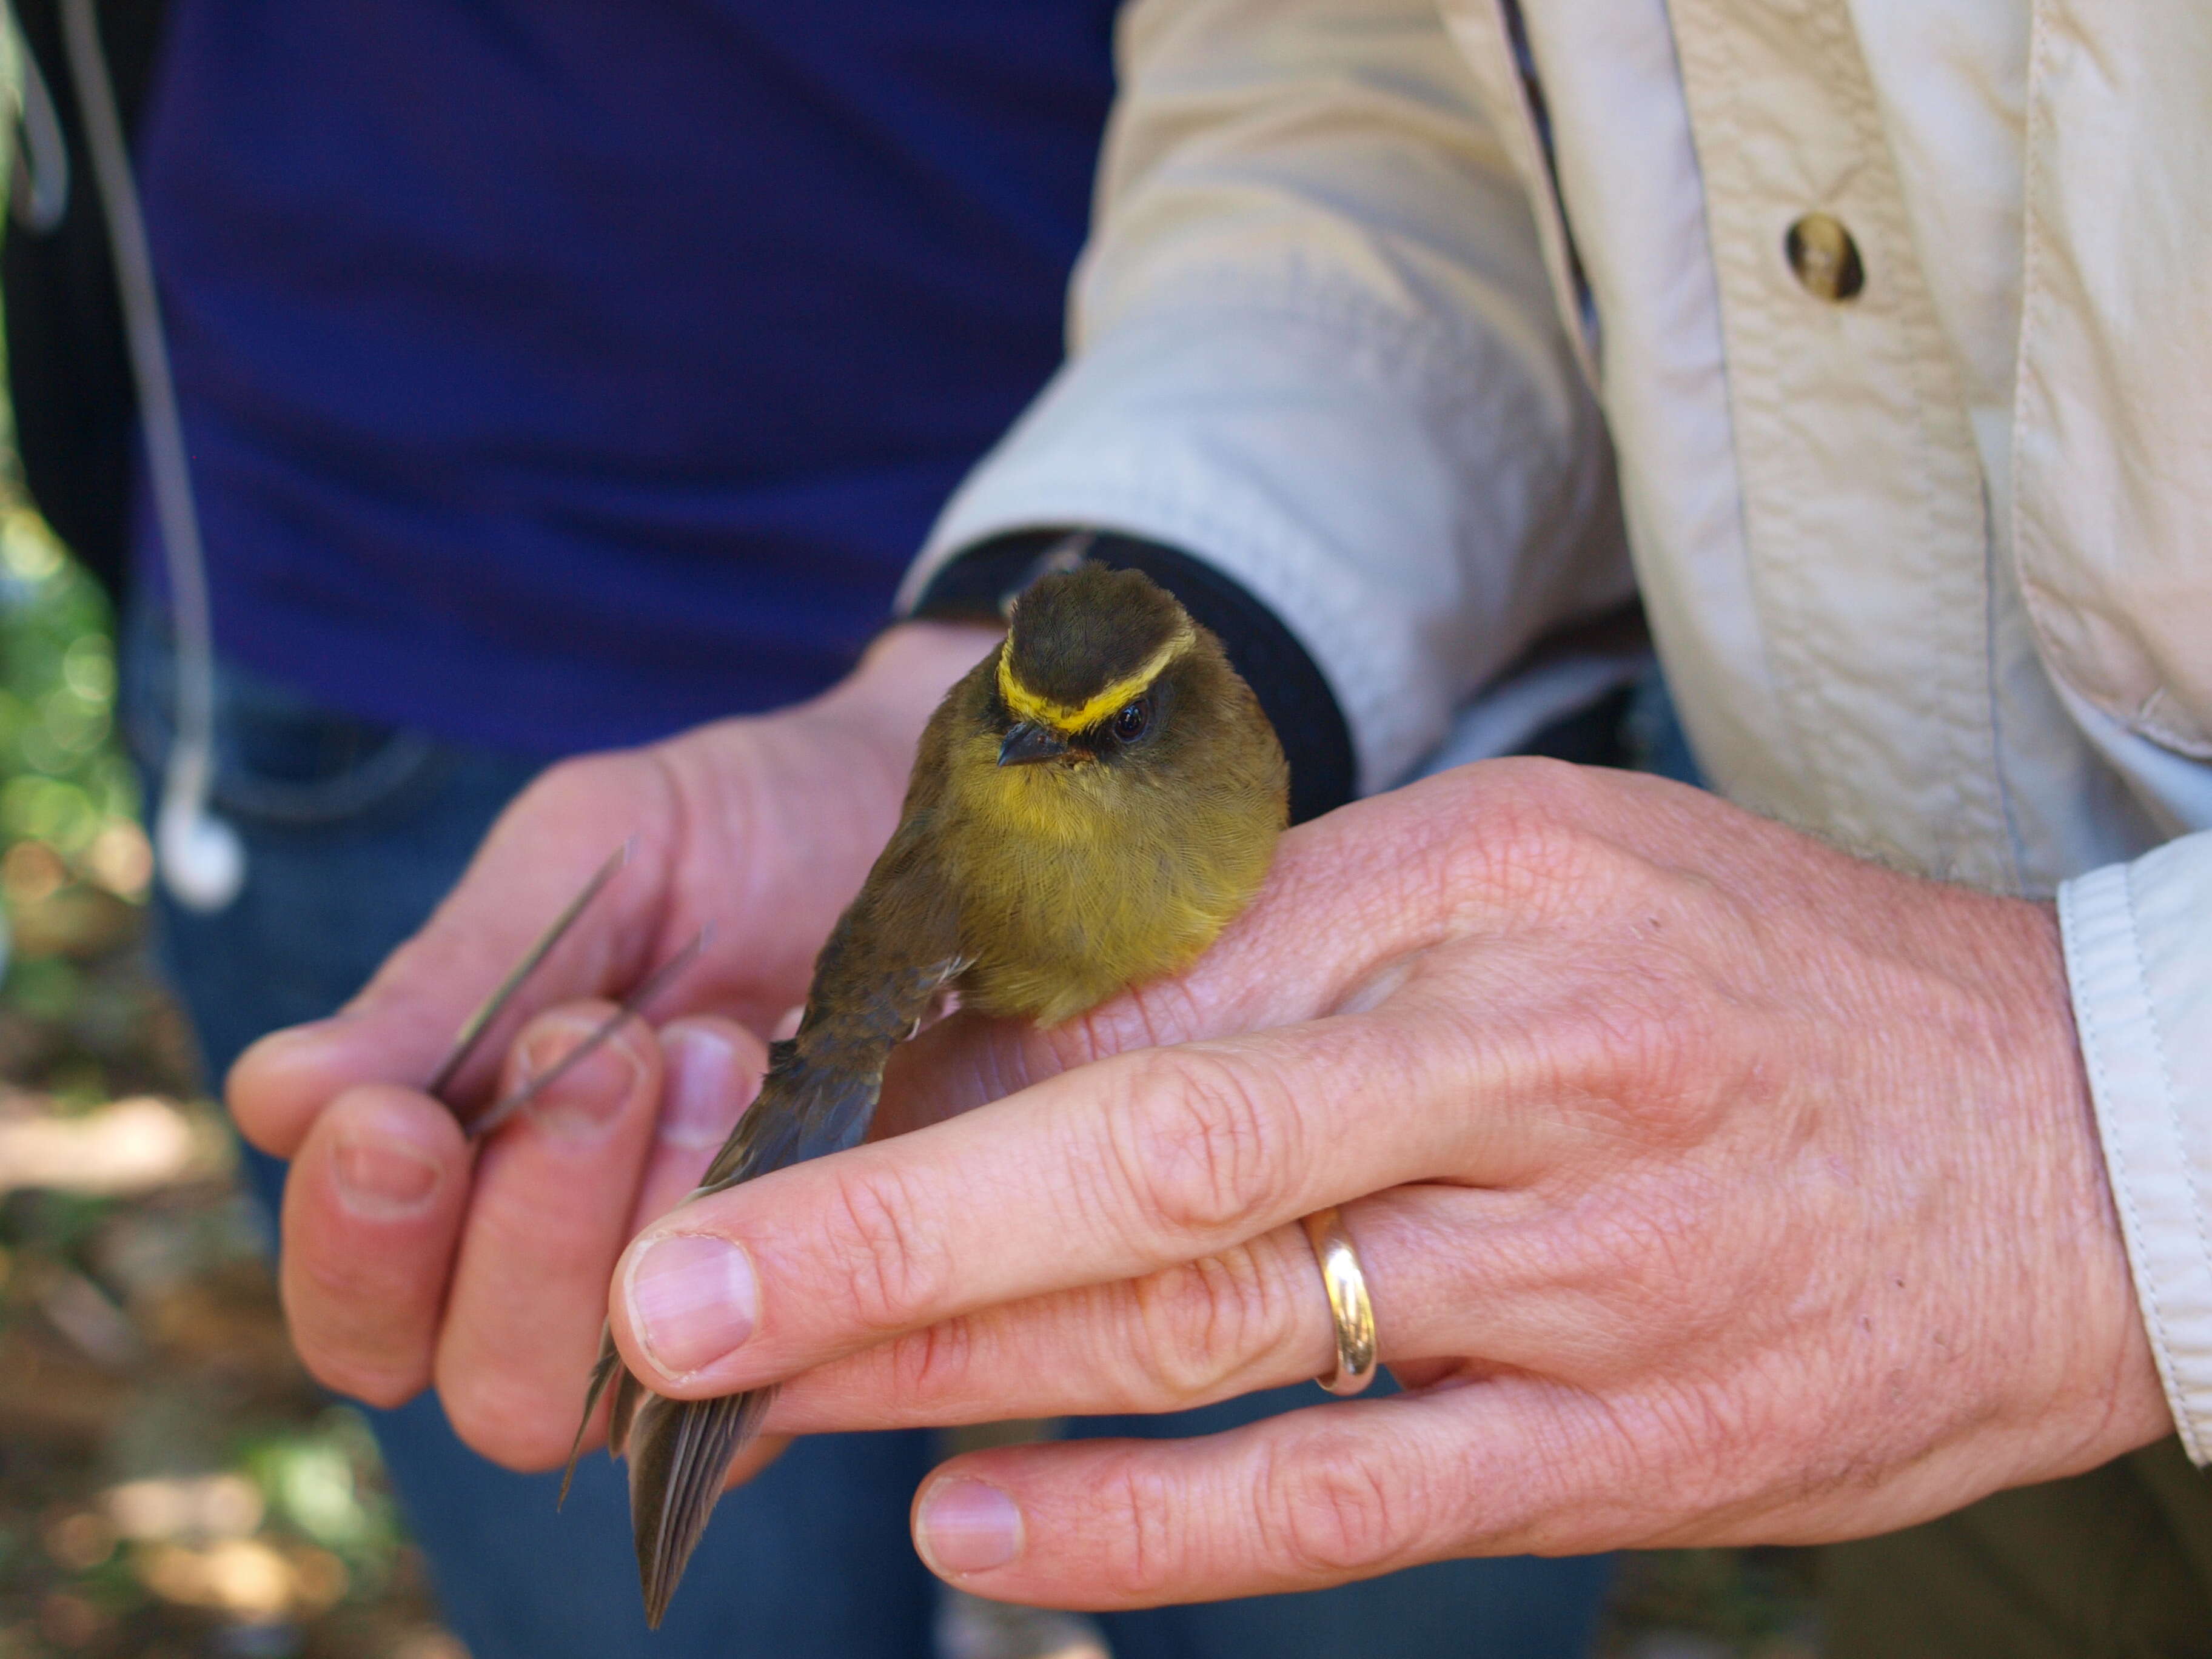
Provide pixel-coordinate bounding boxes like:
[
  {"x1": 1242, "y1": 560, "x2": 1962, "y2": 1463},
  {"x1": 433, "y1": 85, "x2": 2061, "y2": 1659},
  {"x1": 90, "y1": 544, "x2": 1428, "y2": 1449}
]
[{"x1": 229, "y1": 751, "x2": 681, "y2": 1158}]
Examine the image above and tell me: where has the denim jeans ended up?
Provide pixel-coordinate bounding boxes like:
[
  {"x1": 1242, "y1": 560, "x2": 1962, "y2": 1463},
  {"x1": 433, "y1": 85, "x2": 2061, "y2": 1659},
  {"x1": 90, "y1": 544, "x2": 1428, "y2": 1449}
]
[{"x1": 123, "y1": 610, "x2": 1613, "y2": 1659}]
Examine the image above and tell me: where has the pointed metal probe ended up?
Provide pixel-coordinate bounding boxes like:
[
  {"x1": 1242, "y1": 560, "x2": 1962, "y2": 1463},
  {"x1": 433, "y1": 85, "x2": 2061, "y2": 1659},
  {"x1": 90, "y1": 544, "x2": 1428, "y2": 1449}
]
[
  {"x1": 466, "y1": 927, "x2": 711, "y2": 1139},
  {"x1": 420, "y1": 843, "x2": 709, "y2": 1138},
  {"x1": 425, "y1": 842, "x2": 631, "y2": 1104}
]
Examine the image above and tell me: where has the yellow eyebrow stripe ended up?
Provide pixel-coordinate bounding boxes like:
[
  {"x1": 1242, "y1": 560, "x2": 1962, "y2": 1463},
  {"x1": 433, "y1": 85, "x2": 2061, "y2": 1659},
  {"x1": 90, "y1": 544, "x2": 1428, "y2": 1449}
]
[{"x1": 998, "y1": 625, "x2": 1194, "y2": 734}]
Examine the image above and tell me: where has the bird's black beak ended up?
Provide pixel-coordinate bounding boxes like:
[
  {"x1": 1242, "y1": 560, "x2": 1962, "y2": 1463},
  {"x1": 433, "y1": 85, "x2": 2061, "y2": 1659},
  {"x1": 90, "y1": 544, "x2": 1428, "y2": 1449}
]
[{"x1": 997, "y1": 722, "x2": 1067, "y2": 768}]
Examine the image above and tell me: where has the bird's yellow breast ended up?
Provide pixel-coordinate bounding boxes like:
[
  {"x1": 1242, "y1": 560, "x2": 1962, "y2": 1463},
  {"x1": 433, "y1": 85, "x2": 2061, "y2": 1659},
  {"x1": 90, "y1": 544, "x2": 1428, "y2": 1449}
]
[{"x1": 941, "y1": 725, "x2": 1279, "y2": 1026}]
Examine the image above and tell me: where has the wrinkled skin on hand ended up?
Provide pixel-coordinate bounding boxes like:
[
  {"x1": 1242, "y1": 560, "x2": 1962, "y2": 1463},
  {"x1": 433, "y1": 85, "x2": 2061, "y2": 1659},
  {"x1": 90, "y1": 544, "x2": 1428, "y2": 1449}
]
[
  {"x1": 595, "y1": 759, "x2": 2171, "y2": 1607},
  {"x1": 226, "y1": 620, "x2": 1002, "y2": 1480}
]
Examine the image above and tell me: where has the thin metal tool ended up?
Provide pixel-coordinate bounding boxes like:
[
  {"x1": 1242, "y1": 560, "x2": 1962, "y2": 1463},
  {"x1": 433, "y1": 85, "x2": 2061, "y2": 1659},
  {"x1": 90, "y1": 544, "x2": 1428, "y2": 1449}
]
[
  {"x1": 465, "y1": 927, "x2": 711, "y2": 1140},
  {"x1": 424, "y1": 843, "x2": 631, "y2": 1102}
]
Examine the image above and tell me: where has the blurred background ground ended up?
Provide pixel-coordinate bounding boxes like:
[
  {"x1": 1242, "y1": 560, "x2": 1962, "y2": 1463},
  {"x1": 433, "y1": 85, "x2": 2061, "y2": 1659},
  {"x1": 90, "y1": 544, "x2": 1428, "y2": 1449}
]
[{"x1": 0, "y1": 504, "x2": 463, "y2": 1659}]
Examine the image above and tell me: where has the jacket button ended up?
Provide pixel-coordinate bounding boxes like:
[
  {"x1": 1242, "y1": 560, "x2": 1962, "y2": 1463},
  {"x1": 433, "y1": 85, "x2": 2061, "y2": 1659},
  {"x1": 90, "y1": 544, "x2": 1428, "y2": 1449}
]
[{"x1": 1785, "y1": 212, "x2": 1865, "y2": 302}]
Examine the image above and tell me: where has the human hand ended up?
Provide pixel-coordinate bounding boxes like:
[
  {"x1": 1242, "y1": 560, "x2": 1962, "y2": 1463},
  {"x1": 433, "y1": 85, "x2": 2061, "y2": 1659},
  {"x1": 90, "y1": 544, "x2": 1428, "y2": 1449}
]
[
  {"x1": 224, "y1": 620, "x2": 1002, "y2": 1470},
  {"x1": 596, "y1": 759, "x2": 2171, "y2": 1605}
]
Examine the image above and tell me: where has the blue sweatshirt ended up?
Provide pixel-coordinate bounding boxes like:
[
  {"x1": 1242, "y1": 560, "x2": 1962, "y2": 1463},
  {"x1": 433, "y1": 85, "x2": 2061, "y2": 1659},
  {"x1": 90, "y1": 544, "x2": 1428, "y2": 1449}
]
[{"x1": 136, "y1": 0, "x2": 1114, "y2": 754}]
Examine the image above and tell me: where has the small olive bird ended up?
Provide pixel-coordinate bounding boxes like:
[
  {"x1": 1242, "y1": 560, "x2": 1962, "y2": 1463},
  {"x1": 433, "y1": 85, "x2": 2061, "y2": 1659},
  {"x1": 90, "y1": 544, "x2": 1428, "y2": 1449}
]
[{"x1": 568, "y1": 563, "x2": 1290, "y2": 1624}]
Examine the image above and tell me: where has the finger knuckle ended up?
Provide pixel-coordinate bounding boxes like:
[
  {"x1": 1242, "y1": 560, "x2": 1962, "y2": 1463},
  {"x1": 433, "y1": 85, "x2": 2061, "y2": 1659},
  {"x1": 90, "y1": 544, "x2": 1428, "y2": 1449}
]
[
  {"x1": 283, "y1": 1265, "x2": 433, "y2": 1407},
  {"x1": 1435, "y1": 762, "x2": 1663, "y2": 928},
  {"x1": 1254, "y1": 1432, "x2": 1423, "y2": 1579},
  {"x1": 822, "y1": 1162, "x2": 953, "y2": 1335},
  {"x1": 1093, "y1": 1450, "x2": 1186, "y2": 1600},
  {"x1": 1129, "y1": 1245, "x2": 1296, "y2": 1403},
  {"x1": 1107, "y1": 1048, "x2": 1295, "y2": 1242},
  {"x1": 1453, "y1": 762, "x2": 1598, "y2": 887},
  {"x1": 885, "y1": 1312, "x2": 977, "y2": 1404},
  {"x1": 1483, "y1": 955, "x2": 1745, "y2": 1162},
  {"x1": 290, "y1": 1238, "x2": 389, "y2": 1311}
]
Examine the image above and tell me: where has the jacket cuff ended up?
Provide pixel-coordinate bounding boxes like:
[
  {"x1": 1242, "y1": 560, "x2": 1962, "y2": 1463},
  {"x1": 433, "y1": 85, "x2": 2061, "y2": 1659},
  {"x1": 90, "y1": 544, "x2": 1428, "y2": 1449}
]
[
  {"x1": 910, "y1": 530, "x2": 1354, "y2": 825},
  {"x1": 2059, "y1": 830, "x2": 2212, "y2": 1464}
]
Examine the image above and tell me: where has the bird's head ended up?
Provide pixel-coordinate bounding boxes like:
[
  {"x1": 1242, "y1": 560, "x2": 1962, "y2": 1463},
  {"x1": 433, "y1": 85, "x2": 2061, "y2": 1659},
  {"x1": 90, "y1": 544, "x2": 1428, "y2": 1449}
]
[{"x1": 990, "y1": 564, "x2": 1202, "y2": 778}]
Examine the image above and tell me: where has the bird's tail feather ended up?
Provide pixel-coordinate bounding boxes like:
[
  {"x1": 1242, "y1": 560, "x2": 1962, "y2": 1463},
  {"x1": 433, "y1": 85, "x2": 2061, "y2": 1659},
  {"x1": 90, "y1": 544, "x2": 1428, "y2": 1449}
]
[
  {"x1": 558, "y1": 1328, "x2": 626, "y2": 1509},
  {"x1": 575, "y1": 948, "x2": 965, "y2": 1625},
  {"x1": 608, "y1": 1366, "x2": 644, "y2": 1460},
  {"x1": 629, "y1": 1385, "x2": 777, "y2": 1629}
]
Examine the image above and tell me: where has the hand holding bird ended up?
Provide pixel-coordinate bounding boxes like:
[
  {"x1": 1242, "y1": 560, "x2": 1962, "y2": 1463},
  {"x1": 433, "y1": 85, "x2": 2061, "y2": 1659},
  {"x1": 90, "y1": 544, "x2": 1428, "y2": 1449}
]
[{"x1": 610, "y1": 759, "x2": 2160, "y2": 1609}]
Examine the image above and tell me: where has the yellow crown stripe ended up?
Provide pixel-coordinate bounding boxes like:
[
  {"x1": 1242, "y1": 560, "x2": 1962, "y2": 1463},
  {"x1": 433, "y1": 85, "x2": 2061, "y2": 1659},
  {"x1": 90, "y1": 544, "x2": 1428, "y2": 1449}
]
[{"x1": 998, "y1": 625, "x2": 1194, "y2": 734}]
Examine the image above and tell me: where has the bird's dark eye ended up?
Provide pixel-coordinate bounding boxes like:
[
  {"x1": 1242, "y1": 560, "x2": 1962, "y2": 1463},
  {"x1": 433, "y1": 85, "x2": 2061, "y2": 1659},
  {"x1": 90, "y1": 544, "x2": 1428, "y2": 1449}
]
[{"x1": 1111, "y1": 698, "x2": 1151, "y2": 743}]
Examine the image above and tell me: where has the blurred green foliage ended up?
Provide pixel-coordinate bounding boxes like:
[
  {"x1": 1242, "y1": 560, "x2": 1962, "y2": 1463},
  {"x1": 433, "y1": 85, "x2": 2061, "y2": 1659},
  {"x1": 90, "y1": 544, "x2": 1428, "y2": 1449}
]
[
  {"x1": 0, "y1": 509, "x2": 137, "y2": 872},
  {"x1": 0, "y1": 510, "x2": 446, "y2": 1653},
  {"x1": 245, "y1": 1409, "x2": 409, "y2": 1572}
]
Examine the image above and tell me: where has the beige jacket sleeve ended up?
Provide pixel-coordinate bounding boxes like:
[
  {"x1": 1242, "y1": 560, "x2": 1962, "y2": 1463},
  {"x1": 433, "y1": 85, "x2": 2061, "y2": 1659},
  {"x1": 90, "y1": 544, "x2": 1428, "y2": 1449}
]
[{"x1": 900, "y1": 0, "x2": 1631, "y2": 793}]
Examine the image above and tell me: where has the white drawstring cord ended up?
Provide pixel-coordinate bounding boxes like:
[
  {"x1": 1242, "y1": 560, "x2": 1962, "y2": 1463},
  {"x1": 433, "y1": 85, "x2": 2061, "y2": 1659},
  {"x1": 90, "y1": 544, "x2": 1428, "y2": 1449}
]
[
  {"x1": 6, "y1": 5, "x2": 69, "y2": 233},
  {"x1": 52, "y1": 0, "x2": 242, "y2": 910}
]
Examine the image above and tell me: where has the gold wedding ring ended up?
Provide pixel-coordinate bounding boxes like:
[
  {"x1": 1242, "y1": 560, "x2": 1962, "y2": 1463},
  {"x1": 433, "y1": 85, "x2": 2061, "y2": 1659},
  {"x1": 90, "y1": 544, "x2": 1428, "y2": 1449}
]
[{"x1": 1301, "y1": 1206, "x2": 1378, "y2": 1395}]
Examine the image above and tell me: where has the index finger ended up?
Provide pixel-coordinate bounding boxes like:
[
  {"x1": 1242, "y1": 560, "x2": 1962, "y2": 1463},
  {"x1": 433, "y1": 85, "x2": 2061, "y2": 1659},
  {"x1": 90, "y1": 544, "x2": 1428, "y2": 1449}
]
[
  {"x1": 607, "y1": 987, "x2": 1555, "y2": 1401},
  {"x1": 606, "y1": 767, "x2": 1554, "y2": 1399}
]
